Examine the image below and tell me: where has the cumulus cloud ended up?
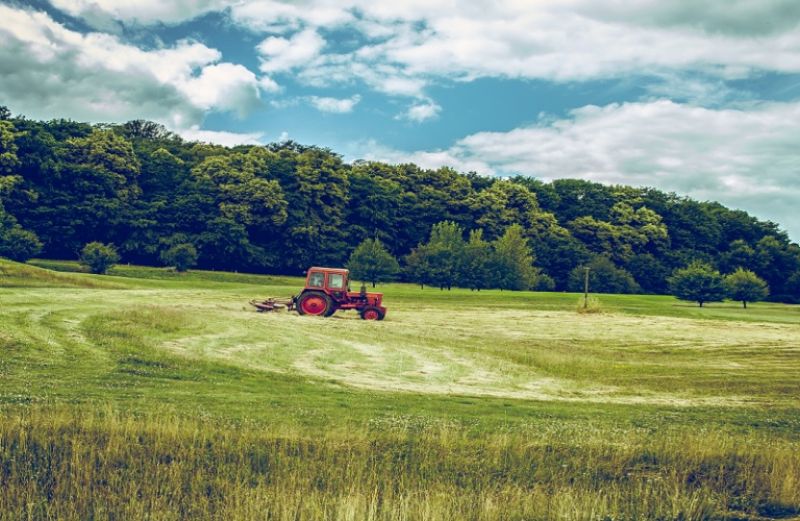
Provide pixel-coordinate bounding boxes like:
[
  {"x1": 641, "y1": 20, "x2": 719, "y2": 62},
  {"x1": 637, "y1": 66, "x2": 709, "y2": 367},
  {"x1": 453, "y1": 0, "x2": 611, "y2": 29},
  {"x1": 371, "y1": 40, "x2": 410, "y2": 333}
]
[
  {"x1": 42, "y1": 1, "x2": 800, "y2": 106},
  {"x1": 0, "y1": 5, "x2": 263, "y2": 129},
  {"x1": 257, "y1": 76, "x2": 281, "y2": 93},
  {"x1": 307, "y1": 94, "x2": 361, "y2": 113},
  {"x1": 257, "y1": 29, "x2": 326, "y2": 73},
  {"x1": 399, "y1": 100, "x2": 441, "y2": 122},
  {"x1": 232, "y1": 0, "x2": 800, "y2": 99},
  {"x1": 356, "y1": 100, "x2": 800, "y2": 239},
  {"x1": 181, "y1": 63, "x2": 262, "y2": 117}
]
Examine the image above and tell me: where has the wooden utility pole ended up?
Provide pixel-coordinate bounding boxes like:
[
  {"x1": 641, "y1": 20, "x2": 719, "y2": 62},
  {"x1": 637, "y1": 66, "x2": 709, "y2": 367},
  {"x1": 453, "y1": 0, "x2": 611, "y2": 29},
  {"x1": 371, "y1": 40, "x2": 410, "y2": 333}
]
[{"x1": 583, "y1": 267, "x2": 590, "y2": 309}]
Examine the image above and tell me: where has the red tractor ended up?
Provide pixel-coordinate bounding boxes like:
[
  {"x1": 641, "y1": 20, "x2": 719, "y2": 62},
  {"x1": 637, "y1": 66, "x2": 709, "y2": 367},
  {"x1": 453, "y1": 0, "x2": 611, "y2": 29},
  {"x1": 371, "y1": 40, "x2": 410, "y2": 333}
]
[{"x1": 251, "y1": 267, "x2": 387, "y2": 320}]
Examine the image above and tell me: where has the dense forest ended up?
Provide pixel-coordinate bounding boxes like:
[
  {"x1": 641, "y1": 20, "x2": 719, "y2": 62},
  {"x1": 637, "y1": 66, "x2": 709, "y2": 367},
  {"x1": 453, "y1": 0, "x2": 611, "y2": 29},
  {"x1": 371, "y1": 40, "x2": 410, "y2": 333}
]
[{"x1": 1, "y1": 107, "x2": 799, "y2": 302}]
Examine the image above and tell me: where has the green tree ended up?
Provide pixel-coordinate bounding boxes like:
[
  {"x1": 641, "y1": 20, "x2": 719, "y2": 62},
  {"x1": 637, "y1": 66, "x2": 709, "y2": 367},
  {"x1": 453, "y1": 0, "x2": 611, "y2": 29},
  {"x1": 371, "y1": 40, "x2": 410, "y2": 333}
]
[
  {"x1": 80, "y1": 242, "x2": 120, "y2": 274},
  {"x1": 139, "y1": 147, "x2": 185, "y2": 195},
  {"x1": 35, "y1": 129, "x2": 142, "y2": 257},
  {"x1": 724, "y1": 268, "x2": 768, "y2": 308},
  {"x1": 346, "y1": 163, "x2": 401, "y2": 247},
  {"x1": 493, "y1": 224, "x2": 537, "y2": 291},
  {"x1": 160, "y1": 243, "x2": 198, "y2": 272},
  {"x1": 0, "y1": 226, "x2": 42, "y2": 262},
  {"x1": 458, "y1": 229, "x2": 494, "y2": 290},
  {"x1": 719, "y1": 239, "x2": 756, "y2": 273},
  {"x1": 346, "y1": 238, "x2": 400, "y2": 287},
  {"x1": 425, "y1": 221, "x2": 466, "y2": 290},
  {"x1": 568, "y1": 256, "x2": 640, "y2": 294},
  {"x1": 197, "y1": 217, "x2": 262, "y2": 271},
  {"x1": 626, "y1": 253, "x2": 670, "y2": 294},
  {"x1": 0, "y1": 120, "x2": 42, "y2": 262},
  {"x1": 668, "y1": 261, "x2": 725, "y2": 307},
  {"x1": 191, "y1": 152, "x2": 287, "y2": 228},
  {"x1": 266, "y1": 146, "x2": 349, "y2": 270},
  {"x1": 0, "y1": 120, "x2": 21, "y2": 175},
  {"x1": 754, "y1": 235, "x2": 800, "y2": 295},
  {"x1": 568, "y1": 216, "x2": 627, "y2": 260},
  {"x1": 469, "y1": 180, "x2": 541, "y2": 240},
  {"x1": 404, "y1": 245, "x2": 435, "y2": 289},
  {"x1": 568, "y1": 203, "x2": 668, "y2": 263},
  {"x1": 785, "y1": 271, "x2": 800, "y2": 304},
  {"x1": 528, "y1": 226, "x2": 590, "y2": 290}
]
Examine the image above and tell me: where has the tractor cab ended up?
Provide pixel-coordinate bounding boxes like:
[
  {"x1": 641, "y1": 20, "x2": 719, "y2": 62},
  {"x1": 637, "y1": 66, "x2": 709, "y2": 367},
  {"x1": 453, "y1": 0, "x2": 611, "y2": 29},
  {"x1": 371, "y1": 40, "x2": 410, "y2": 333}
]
[
  {"x1": 296, "y1": 267, "x2": 387, "y2": 320},
  {"x1": 305, "y1": 267, "x2": 349, "y2": 296}
]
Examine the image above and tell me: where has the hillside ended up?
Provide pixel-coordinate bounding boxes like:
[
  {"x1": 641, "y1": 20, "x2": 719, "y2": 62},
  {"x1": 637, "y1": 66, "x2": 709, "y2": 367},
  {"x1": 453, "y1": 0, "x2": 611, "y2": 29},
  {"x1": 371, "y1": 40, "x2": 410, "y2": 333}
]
[
  {"x1": 1, "y1": 262, "x2": 799, "y2": 519},
  {"x1": 1, "y1": 113, "x2": 799, "y2": 301},
  {"x1": 0, "y1": 258, "x2": 121, "y2": 288}
]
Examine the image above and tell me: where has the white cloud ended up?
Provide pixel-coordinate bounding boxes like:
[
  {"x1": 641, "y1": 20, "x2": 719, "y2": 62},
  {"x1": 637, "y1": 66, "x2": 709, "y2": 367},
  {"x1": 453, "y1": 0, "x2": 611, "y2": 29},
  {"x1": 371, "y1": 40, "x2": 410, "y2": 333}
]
[
  {"x1": 231, "y1": 1, "x2": 353, "y2": 33},
  {"x1": 45, "y1": 1, "x2": 800, "y2": 105},
  {"x1": 400, "y1": 100, "x2": 441, "y2": 122},
  {"x1": 47, "y1": 0, "x2": 234, "y2": 27},
  {"x1": 353, "y1": 140, "x2": 491, "y2": 175},
  {"x1": 307, "y1": 94, "x2": 361, "y2": 113},
  {"x1": 178, "y1": 126, "x2": 264, "y2": 146},
  {"x1": 181, "y1": 63, "x2": 262, "y2": 117},
  {"x1": 232, "y1": 0, "x2": 800, "y2": 101},
  {"x1": 0, "y1": 5, "x2": 264, "y2": 129},
  {"x1": 355, "y1": 100, "x2": 800, "y2": 240},
  {"x1": 257, "y1": 29, "x2": 325, "y2": 73},
  {"x1": 258, "y1": 76, "x2": 281, "y2": 93},
  {"x1": 572, "y1": 0, "x2": 800, "y2": 37}
]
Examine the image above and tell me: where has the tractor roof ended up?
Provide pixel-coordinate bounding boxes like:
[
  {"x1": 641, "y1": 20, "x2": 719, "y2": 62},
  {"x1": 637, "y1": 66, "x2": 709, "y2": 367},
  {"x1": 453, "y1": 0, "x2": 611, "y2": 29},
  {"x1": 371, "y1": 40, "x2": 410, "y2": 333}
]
[{"x1": 307, "y1": 267, "x2": 349, "y2": 273}]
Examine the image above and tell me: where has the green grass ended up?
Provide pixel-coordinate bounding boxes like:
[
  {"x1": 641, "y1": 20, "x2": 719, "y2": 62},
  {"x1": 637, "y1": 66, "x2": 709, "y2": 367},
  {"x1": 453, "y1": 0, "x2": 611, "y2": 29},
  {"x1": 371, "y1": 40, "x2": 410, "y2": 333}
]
[{"x1": 2, "y1": 259, "x2": 800, "y2": 520}]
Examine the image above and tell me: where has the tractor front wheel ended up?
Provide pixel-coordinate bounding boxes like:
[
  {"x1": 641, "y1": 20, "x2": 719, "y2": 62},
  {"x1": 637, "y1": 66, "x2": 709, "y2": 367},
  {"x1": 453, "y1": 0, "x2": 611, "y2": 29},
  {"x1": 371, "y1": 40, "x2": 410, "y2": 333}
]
[
  {"x1": 360, "y1": 306, "x2": 384, "y2": 321},
  {"x1": 297, "y1": 291, "x2": 333, "y2": 317}
]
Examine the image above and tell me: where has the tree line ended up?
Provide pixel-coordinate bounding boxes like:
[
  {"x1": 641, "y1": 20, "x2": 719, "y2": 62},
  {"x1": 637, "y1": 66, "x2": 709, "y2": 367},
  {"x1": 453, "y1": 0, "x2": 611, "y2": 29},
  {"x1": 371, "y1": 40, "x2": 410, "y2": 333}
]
[{"x1": 1, "y1": 108, "x2": 799, "y2": 302}]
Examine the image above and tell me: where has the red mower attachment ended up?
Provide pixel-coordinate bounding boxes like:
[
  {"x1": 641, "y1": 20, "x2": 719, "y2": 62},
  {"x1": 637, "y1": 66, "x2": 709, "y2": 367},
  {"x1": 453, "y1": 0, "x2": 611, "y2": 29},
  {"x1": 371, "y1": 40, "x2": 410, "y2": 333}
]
[{"x1": 251, "y1": 267, "x2": 387, "y2": 320}]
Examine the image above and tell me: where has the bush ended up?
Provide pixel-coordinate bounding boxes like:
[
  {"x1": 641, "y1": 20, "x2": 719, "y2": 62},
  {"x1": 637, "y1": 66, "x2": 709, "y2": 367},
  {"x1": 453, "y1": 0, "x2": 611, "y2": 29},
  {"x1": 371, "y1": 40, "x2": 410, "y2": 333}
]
[
  {"x1": 532, "y1": 273, "x2": 556, "y2": 291},
  {"x1": 576, "y1": 296, "x2": 603, "y2": 314},
  {"x1": 0, "y1": 227, "x2": 42, "y2": 262},
  {"x1": 80, "y1": 242, "x2": 120, "y2": 274},
  {"x1": 160, "y1": 243, "x2": 198, "y2": 272}
]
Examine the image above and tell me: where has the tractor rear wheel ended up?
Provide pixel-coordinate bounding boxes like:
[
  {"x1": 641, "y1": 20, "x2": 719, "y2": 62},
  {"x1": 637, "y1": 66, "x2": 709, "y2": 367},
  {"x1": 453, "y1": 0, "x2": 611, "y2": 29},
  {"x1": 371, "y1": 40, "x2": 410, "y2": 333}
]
[
  {"x1": 360, "y1": 306, "x2": 384, "y2": 321},
  {"x1": 297, "y1": 291, "x2": 333, "y2": 317}
]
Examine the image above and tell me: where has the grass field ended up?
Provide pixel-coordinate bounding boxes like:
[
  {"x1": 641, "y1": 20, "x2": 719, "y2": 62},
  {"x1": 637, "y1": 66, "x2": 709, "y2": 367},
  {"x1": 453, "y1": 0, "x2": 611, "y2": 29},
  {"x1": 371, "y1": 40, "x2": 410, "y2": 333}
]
[{"x1": 1, "y1": 258, "x2": 799, "y2": 520}]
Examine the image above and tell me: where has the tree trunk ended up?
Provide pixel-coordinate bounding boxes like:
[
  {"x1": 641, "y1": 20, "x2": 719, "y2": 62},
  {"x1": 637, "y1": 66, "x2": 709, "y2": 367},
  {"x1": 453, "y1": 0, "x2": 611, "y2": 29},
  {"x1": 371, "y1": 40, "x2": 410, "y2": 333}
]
[
  {"x1": 743, "y1": 300, "x2": 747, "y2": 309},
  {"x1": 372, "y1": 280, "x2": 376, "y2": 288},
  {"x1": 699, "y1": 301, "x2": 704, "y2": 307}
]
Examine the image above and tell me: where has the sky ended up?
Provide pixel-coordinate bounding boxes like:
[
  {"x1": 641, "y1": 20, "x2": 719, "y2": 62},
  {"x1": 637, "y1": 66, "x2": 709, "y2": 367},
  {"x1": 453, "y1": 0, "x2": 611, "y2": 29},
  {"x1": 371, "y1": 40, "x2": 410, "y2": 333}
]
[{"x1": 1, "y1": 0, "x2": 800, "y2": 241}]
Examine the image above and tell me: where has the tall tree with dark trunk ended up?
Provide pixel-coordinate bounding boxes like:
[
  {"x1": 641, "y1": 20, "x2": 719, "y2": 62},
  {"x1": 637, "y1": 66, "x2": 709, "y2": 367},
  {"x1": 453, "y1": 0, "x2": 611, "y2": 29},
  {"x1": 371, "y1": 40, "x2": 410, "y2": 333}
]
[{"x1": 347, "y1": 238, "x2": 400, "y2": 287}]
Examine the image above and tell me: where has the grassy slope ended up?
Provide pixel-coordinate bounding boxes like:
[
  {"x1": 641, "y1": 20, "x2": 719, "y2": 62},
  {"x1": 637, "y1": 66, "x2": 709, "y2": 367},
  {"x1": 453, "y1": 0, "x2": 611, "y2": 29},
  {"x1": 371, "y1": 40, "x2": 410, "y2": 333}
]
[{"x1": 2, "y1": 259, "x2": 799, "y2": 519}]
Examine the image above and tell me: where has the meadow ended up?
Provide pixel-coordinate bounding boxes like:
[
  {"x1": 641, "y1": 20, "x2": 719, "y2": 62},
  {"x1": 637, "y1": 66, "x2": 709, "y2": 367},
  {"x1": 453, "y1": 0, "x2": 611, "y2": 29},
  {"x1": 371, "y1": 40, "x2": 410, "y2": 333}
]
[{"x1": 1, "y1": 258, "x2": 799, "y2": 520}]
